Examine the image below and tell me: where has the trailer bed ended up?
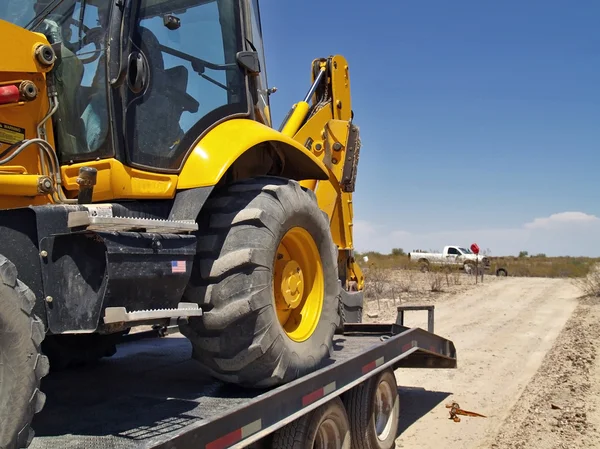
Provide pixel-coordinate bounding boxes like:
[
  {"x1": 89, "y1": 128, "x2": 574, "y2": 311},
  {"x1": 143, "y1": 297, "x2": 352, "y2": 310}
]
[{"x1": 30, "y1": 323, "x2": 456, "y2": 449}]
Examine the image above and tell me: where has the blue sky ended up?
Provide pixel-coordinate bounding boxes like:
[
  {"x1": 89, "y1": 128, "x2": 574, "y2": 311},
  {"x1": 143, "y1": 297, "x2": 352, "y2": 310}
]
[{"x1": 258, "y1": 0, "x2": 600, "y2": 257}]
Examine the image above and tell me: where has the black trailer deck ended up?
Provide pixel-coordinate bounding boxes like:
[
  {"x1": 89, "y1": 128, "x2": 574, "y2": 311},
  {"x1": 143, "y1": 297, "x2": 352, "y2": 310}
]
[{"x1": 30, "y1": 318, "x2": 456, "y2": 449}]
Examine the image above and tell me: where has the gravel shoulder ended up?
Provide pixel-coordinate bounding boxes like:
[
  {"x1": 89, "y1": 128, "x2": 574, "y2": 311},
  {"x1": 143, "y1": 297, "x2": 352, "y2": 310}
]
[
  {"x1": 365, "y1": 275, "x2": 587, "y2": 448},
  {"x1": 490, "y1": 295, "x2": 600, "y2": 449}
]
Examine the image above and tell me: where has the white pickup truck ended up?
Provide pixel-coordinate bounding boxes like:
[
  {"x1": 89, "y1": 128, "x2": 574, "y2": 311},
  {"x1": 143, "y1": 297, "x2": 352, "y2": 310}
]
[{"x1": 408, "y1": 245, "x2": 490, "y2": 272}]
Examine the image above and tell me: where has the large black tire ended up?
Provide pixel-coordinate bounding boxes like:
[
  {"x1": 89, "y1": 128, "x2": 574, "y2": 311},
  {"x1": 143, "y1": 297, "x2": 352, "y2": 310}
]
[
  {"x1": 272, "y1": 396, "x2": 351, "y2": 449},
  {"x1": 344, "y1": 368, "x2": 400, "y2": 449},
  {"x1": 0, "y1": 255, "x2": 49, "y2": 449},
  {"x1": 180, "y1": 176, "x2": 341, "y2": 388}
]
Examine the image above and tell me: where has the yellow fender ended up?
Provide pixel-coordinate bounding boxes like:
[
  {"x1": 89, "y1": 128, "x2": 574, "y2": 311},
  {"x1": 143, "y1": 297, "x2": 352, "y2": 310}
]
[{"x1": 178, "y1": 119, "x2": 329, "y2": 189}]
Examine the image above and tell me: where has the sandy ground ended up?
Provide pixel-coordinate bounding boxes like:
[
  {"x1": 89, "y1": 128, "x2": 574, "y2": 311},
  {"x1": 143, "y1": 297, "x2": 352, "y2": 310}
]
[{"x1": 363, "y1": 275, "x2": 600, "y2": 449}]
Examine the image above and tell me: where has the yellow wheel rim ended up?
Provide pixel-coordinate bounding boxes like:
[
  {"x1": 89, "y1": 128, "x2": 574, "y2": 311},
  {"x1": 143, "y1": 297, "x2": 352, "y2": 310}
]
[{"x1": 273, "y1": 226, "x2": 324, "y2": 342}]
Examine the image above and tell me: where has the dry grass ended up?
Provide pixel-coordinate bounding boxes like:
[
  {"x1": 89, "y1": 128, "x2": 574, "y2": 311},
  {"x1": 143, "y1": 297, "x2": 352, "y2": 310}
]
[
  {"x1": 362, "y1": 261, "x2": 481, "y2": 299},
  {"x1": 426, "y1": 270, "x2": 444, "y2": 292},
  {"x1": 358, "y1": 252, "x2": 600, "y2": 279},
  {"x1": 361, "y1": 263, "x2": 498, "y2": 313},
  {"x1": 487, "y1": 256, "x2": 598, "y2": 278},
  {"x1": 572, "y1": 263, "x2": 600, "y2": 297},
  {"x1": 360, "y1": 266, "x2": 501, "y2": 321}
]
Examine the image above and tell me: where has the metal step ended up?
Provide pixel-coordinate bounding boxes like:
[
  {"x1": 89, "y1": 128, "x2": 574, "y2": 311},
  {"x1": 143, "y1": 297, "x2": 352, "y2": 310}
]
[
  {"x1": 103, "y1": 302, "x2": 203, "y2": 324},
  {"x1": 68, "y1": 211, "x2": 198, "y2": 233}
]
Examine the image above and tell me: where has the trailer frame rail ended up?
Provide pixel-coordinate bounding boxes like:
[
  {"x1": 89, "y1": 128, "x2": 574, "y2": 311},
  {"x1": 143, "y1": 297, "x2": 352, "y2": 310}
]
[{"x1": 153, "y1": 323, "x2": 456, "y2": 449}]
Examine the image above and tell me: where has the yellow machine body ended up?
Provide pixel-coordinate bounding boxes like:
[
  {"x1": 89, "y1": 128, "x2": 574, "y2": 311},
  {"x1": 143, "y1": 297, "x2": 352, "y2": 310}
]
[
  {"x1": 0, "y1": 4, "x2": 366, "y2": 447},
  {"x1": 0, "y1": 18, "x2": 363, "y2": 290}
]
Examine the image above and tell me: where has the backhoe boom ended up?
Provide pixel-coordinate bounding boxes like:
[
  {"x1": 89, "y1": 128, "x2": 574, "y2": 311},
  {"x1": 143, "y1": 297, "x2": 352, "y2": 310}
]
[{"x1": 280, "y1": 56, "x2": 364, "y2": 293}]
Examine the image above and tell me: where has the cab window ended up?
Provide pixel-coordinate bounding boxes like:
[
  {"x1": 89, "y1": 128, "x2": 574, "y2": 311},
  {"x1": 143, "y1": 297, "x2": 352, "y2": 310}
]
[
  {"x1": 125, "y1": 0, "x2": 248, "y2": 171},
  {"x1": 31, "y1": 0, "x2": 113, "y2": 163}
]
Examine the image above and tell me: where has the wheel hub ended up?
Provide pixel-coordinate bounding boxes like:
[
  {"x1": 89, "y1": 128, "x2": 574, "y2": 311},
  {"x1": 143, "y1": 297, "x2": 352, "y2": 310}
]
[
  {"x1": 279, "y1": 260, "x2": 304, "y2": 309},
  {"x1": 374, "y1": 379, "x2": 395, "y2": 441},
  {"x1": 273, "y1": 227, "x2": 324, "y2": 342},
  {"x1": 315, "y1": 418, "x2": 343, "y2": 449}
]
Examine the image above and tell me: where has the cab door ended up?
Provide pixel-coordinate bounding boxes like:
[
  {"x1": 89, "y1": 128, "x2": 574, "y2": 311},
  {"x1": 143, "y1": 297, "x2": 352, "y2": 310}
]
[{"x1": 121, "y1": 0, "x2": 249, "y2": 172}]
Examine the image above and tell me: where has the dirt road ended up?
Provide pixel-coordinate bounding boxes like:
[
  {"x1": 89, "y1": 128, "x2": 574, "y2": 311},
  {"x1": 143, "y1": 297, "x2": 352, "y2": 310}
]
[{"x1": 383, "y1": 277, "x2": 599, "y2": 448}]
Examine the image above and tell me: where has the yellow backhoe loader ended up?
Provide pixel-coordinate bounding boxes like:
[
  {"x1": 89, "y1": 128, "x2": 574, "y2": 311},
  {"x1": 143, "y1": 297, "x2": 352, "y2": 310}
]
[{"x1": 0, "y1": 1, "x2": 364, "y2": 447}]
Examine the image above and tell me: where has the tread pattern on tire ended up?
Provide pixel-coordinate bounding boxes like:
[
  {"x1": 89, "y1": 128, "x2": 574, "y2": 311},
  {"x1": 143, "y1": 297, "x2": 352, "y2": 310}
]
[
  {"x1": 180, "y1": 176, "x2": 340, "y2": 388},
  {"x1": 343, "y1": 369, "x2": 399, "y2": 449},
  {"x1": 272, "y1": 396, "x2": 350, "y2": 449},
  {"x1": 0, "y1": 255, "x2": 49, "y2": 449},
  {"x1": 345, "y1": 382, "x2": 372, "y2": 449}
]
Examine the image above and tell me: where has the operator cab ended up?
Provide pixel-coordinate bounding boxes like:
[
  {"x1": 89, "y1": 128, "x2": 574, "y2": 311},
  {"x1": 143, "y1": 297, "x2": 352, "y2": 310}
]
[{"x1": 0, "y1": 0, "x2": 271, "y2": 172}]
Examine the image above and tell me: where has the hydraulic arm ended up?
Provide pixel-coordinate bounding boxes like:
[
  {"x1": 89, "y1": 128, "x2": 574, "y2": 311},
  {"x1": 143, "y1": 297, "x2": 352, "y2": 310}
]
[{"x1": 280, "y1": 56, "x2": 364, "y2": 292}]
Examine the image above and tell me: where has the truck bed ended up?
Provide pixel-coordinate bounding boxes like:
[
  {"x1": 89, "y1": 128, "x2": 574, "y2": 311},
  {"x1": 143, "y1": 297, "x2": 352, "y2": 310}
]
[{"x1": 30, "y1": 324, "x2": 456, "y2": 449}]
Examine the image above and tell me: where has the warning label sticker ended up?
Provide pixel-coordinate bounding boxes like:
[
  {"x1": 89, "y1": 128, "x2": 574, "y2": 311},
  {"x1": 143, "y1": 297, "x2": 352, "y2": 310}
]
[{"x1": 0, "y1": 122, "x2": 25, "y2": 145}]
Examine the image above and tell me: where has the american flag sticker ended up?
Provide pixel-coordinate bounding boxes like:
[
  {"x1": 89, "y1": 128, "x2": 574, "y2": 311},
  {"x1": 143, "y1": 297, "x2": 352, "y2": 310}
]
[{"x1": 171, "y1": 260, "x2": 186, "y2": 273}]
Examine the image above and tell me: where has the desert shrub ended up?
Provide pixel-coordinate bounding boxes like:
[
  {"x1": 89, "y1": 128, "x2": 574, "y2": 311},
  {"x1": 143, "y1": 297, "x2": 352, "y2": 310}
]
[
  {"x1": 574, "y1": 264, "x2": 600, "y2": 297},
  {"x1": 363, "y1": 266, "x2": 390, "y2": 299},
  {"x1": 397, "y1": 270, "x2": 416, "y2": 293},
  {"x1": 424, "y1": 266, "x2": 444, "y2": 292}
]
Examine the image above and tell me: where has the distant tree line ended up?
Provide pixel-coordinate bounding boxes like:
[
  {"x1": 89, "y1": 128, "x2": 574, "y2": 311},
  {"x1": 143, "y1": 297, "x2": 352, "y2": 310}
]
[{"x1": 518, "y1": 251, "x2": 547, "y2": 258}]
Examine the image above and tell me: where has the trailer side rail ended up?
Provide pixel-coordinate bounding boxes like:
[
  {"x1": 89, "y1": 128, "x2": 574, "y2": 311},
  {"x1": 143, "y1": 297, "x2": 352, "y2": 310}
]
[{"x1": 152, "y1": 324, "x2": 456, "y2": 449}]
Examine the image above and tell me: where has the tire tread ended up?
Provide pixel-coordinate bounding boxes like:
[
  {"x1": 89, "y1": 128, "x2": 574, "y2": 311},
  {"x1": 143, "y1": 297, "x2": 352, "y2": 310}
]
[
  {"x1": 0, "y1": 255, "x2": 48, "y2": 449},
  {"x1": 181, "y1": 176, "x2": 339, "y2": 388}
]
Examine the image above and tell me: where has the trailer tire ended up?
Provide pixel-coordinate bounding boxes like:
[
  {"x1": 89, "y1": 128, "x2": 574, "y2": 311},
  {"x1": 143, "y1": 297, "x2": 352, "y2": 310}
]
[
  {"x1": 272, "y1": 396, "x2": 351, "y2": 449},
  {"x1": 0, "y1": 255, "x2": 49, "y2": 449},
  {"x1": 180, "y1": 176, "x2": 340, "y2": 388},
  {"x1": 344, "y1": 368, "x2": 399, "y2": 449}
]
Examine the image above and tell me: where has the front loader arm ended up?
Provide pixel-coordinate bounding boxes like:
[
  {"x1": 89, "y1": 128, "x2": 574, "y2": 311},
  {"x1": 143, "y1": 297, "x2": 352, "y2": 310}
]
[{"x1": 279, "y1": 56, "x2": 364, "y2": 291}]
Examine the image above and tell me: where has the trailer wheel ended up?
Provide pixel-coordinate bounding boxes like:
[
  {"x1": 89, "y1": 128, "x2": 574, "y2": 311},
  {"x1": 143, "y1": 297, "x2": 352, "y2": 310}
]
[
  {"x1": 344, "y1": 368, "x2": 399, "y2": 449},
  {"x1": 272, "y1": 396, "x2": 351, "y2": 449},
  {"x1": 0, "y1": 255, "x2": 49, "y2": 449},
  {"x1": 180, "y1": 176, "x2": 340, "y2": 388}
]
